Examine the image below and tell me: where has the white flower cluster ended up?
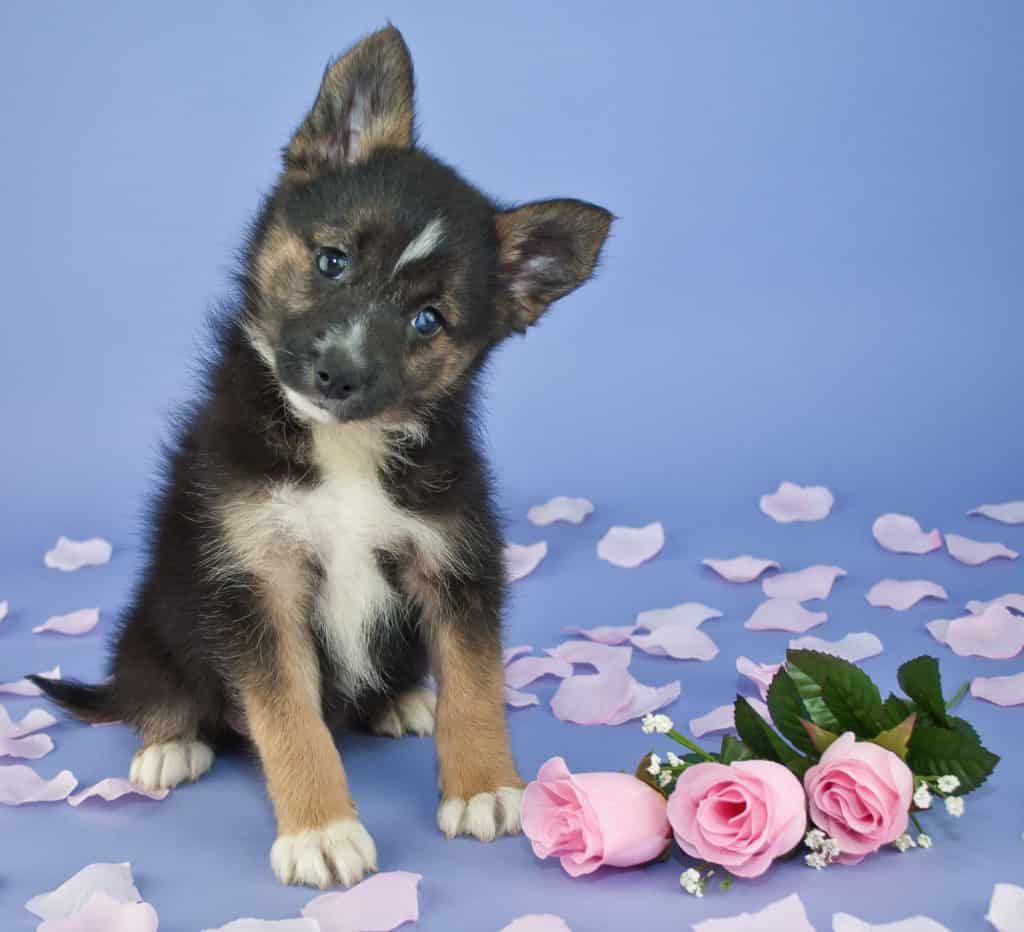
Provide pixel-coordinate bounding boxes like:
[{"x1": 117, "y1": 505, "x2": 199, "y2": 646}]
[
  {"x1": 804, "y1": 828, "x2": 841, "y2": 869},
  {"x1": 641, "y1": 713, "x2": 674, "y2": 735},
  {"x1": 945, "y1": 795, "x2": 964, "y2": 817},
  {"x1": 680, "y1": 868, "x2": 706, "y2": 897},
  {"x1": 913, "y1": 784, "x2": 933, "y2": 809},
  {"x1": 937, "y1": 775, "x2": 960, "y2": 794}
]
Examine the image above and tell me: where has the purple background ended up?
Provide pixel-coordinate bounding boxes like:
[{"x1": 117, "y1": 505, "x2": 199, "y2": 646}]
[{"x1": 2, "y1": 2, "x2": 1023, "y2": 929}]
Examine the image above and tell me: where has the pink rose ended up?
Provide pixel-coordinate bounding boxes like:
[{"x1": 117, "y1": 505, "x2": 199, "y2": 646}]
[
  {"x1": 803, "y1": 731, "x2": 914, "y2": 863},
  {"x1": 666, "y1": 760, "x2": 807, "y2": 878},
  {"x1": 521, "y1": 756, "x2": 670, "y2": 877}
]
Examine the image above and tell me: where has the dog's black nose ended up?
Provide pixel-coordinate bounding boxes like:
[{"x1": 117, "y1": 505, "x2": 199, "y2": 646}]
[{"x1": 313, "y1": 350, "x2": 371, "y2": 402}]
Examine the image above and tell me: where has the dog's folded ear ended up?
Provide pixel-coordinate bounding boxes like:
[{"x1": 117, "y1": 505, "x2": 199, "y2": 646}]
[
  {"x1": 495, "y1": 200, "x2": 613, "y2": 333},
  {"x1": 285, "y1": 25, "x2": 415, "y2": 173}
]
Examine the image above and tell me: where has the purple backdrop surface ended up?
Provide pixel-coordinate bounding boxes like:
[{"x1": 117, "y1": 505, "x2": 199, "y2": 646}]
[{"x1": 1, "y1": 2, "x2": 1022, "y2": 929}]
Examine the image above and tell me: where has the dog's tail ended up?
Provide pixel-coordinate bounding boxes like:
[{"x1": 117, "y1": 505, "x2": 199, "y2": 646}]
[{"x1": 28, "y1": 676, "x2": 121, "y2": 724}]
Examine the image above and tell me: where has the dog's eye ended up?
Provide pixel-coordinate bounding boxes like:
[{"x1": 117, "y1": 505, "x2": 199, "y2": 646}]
[
  {"x1": 315, "y1": 247, "x2": 349, "y2": 279},
  {"x1": 411, "y1": 307, "x2": 444, "y2": 337}
]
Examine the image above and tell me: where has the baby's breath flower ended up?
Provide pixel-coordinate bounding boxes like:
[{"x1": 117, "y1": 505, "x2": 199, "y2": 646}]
[
  {"x1": 805, "y1": 851, "x2": 827, "y2": 870},
  {"x1": 913, "y1": 784, "x2": 933, "y2": 809},
  {"x1": 641, "y1": 713, "x2": 674, "y2": 735},
  {"x1": 945, "y1": 796, "x2": 964, "y2": 818},
  {"x1": 666, "y1": 751, "x2": 682, "y2": 768},
  {"x1": 893, "y1": 833, "x2": 916, "y2": 853},
  {"x1": 937, "y1": 775, "x2": 961, "y2": 794},
  {"x1": 820, "y1": 838, "x2": 841, "y2": 861},
  {"x1": 658, "y1": 771, "x2": 673, "y2": 788},
  {"x1": 917, "y1": 833, "x2": 933, "y2": 849},
  {"x1": 804, "y1": 829, "x2": 827, "y2": 851},
  {"x1": 680, "y1": 868, "x2": 705, "y2": 897},
  {"x1": 646, "y1": 753, "x2": 662, "y2": 776}
]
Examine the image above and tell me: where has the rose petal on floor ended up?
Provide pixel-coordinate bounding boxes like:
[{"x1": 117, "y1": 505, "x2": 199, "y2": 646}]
[
  {"x1": 969, "y1": 501, "x2": 1024, "y2": 525},
  {"x1": 546, "y1": 641, "x2": 633, "y2": 672},
  {"x1": 788, "y1": 632, "x2": 884, "y2": 663},
  {"x1": 702, "y1": 556, "x2": 780, "y2": 583},
  {"x1": 872, "y1": 514, "x2": 943, "y2": 554},
  {"x1": 689, "y1": 699, "x2": 770, "y2": 737},
  {"x1": 0, "y1": 600, "x2": 7, "y2": 625},
  {"x1": 26, "y1": 862, "x2": 141, "y2": 919},
  {"x1": 550, "y1": 669, "x2": 678, "y2": 726},
  {"x1": 971, "y1": 672, "x2": 1024, "y2": 707},
  {"x1": 759, "y1": 482, "x2": 834, "y2": 523},
  {"x1": 967, "y1": 594, "x2": 1024, "y2": 615},
  {"x1": 504, "y1": 656, "x2": 573, "y2": 689},
  {"x1": 866, "y1": 579, "x2": 949, "y2": 610},
  {"x1": 503, "y1": 645, "x2": 534, "y2": 665},
  {"x1": 33, "y1": 608, "x2": 100, "y2": 636},
  {"x1": 0, "y1": 665, "x2": 61, "y2": 697},
  {"x1": 606, "y1": 676, "x2": 680, "y2": 726},
  {"x1": 0, "y1": 705, "x2": 57, "y2": 739},
  {"x1": 1, "y1": 732, "x2": 53, "y2": 760},
  {"x1": 505, "y1": 687, "x2": 540, "y2": 708},
  {"x1": 596, "y1": 522, "x2": 664, "y2": 568},
  {"x1": 927, "y1": 606, "x2": 1024, "y2": 659},
  {"x1": 735, "y1": 657, "x2": 781, "y2": 700},
  {"x1": 67, "y1": 778, "x2": 170, "y2": 806},
  {"x1": 505, "y1": 542, "x2": 548, "y2": 582},
  {"x1": 986, "y1": 883, "x2": 1024, "y2": 932},
  {"x1": 203, "y1": 920, "x2": 319, "y2": 932},
  {"x1": 36, "y1": 891, "x2": 158, "y2": 932},
  {"x1": 630, "y1": 617, "x2": 719, "y2": 661},
  {"x1": 833, "y1": 912, "x2": 952, "y2": 931},
  {"x1": 693, "y1": 893, "x2": 815, "y2": 932},
  {"x1": 43, "y1": 537, "x2": 113, "y2": 572},
  {"x1": 0, "y1": 765, "x2": 77, "y2": 805},
  {"x1": 501, "y1": 916, "x2": 572, "y2": 932},
  {"x1": 302, "y1": 871, "x2": 422, "y2": 932},
  {"x1": 945, "y1": 533, "x2": 1018, "y2": 566},
  {"x1": 745, "y1": 599, "x2": 828, "y2": 633},
  {"x1": 527, "y1": 496, "x2": 594, "y2": 526},
  {"x1": 636, "y1": 603, "x2": 722, "y2": 630},
  {"x1": 563, "y1": 624, "x2": 636, "y2": 645},
  {"x1": 762, "y1": 565, "x2": 846, "y2": 601}
]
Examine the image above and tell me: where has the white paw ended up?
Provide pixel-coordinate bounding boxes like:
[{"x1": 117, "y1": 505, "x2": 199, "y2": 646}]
[
  {"x1": 437, "y1": 786, "x2": 523, "y2": 841},
  {"x1": 270, "y1": 818, "x2": 377, "y2": 888},
  {"x1": 129, "y1": 739, "x2": 214, "y2": 790},
  {"x1": 370, "y1": 687, "x2": 436, "y2": 738}
]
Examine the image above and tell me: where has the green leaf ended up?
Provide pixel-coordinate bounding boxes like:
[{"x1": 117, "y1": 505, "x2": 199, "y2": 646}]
[
  {"x1": 907, "y1": 724, "x2": 1000, "y2": 794},
  {"x1": 880, "y1": 693, "x2": 916, "y2": 729},
  {"x1": 720, "y1": 735, "x2": 754, "y2": 763},
  {"x1": 801, "y1": 719, "x2": 840, "y2": 755},
  {"x1": 734, "y1": 696, "x2": 810, "y2": 777},
  {"x1": 821, "y1": 662, "x2": 884, "y2": 738},
  {"x1": 871, "y1": 712, "x2": 917, "y2": 760},
  {"x1": 898, "y1": 656, "x2": 950, "y2": 728},
  {"x1": 766, "y1": 671, "x2": 815, "y2": 754},
  {"x1": 785, "y1": 657, "x2": 841, "y2": 732}
]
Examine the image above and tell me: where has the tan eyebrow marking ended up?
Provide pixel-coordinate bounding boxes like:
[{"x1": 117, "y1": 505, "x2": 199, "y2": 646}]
[{"x1": 392, "y1": 216, "x2": 445, "y2": 276}]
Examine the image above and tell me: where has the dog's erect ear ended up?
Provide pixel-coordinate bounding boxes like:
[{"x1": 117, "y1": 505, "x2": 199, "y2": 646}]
[
  {"x1": 495, "y1": 199, "x2": 612, "y2": 333},
  {"x1": 285, "y1": 26, "x2": 414, "y2": 172}
]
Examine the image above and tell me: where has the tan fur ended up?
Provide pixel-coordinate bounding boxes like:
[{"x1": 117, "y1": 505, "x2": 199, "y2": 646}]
[{"x1": 253, "y1": 223, "x2": 311, "y2": 318}]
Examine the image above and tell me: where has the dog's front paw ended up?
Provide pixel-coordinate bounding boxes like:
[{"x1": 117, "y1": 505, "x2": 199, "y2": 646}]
[
  {"x1": 437, "y1": 785, "x2": 523, "y2": 842},
  {"x1": 370, "y1": 687, "x2": 436, "y2": 738},
  {"x1": 129, "y1": 739, "x2": 214, "y2": 790},
  {"x1": 270, "y1": 818, "x2": 377, "y2": 888}
]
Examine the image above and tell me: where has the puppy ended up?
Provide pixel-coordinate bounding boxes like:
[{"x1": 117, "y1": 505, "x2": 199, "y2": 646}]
[{"x1": 32, "y1": 25, "x2": 611, "y2": 889}]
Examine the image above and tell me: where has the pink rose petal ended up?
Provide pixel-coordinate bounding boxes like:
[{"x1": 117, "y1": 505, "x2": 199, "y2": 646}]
[
  {"x1": 504, "y1": 656, "x2": 573, "y2": 689},
  {"x1": 596, "y1": 522, "x2": 664, "y2": 568},
  {"x1": 26, "y1": 862, "x2": 141, "y2": 919},
  {"x1": 563, "y1": 624, "x2": 636, "y2": 645},
  {"x1": 987, "y1": 883, "x2": 1024, "y2": 932},
  {"x1": 689, "y1": 699, "x2": 770, "y2": 738},
  {"x1": 36, "y1": 892, "x2": 158, "y2": 932},
  {"x1": 0, "y1": 705, "x2": 57, "y2": 738},
  {"x1": 945, "y1": 533, "x2": 1018, "y2": 566},
  {"x1": 702, "y1": 556, "x2": 780, "y2": 583},
  {"x1": 788, "y1": 632, "x2": 884, "y2": 663},
  {"x1": 0, "y1": 764, "x2": 77, "y2": 804},
  {"x1": 527, "y1": 496, "x2": 594, "y2": 526},
  {"x1": 866, "y1": 579, "x2": 949, "y2": 611},
  {"x1": 693, "y1": 893, "x2": 815, "y2": 932},
  {"x1": 872, "y1": 514, "x2": 943, "y2": 554},
  {"x1": 636, "y1": 603, "x2": 722, "y2": 630},
  {"x1": 927, "y1": 606, "x2": 1024, "y2": 659},
  {"x1": 546, "y1": 641, "x2": 632, "y2": 672},
  {"x1": 969, "y1": 501, "x2": 1024, "y2": 525},
  {"x1": 0, "y1": 665, "x2": 61, "y2": 697},
  {"x1": 203, "y1": 919, "x2": 319, "y2": 931},
  {"x1": 301, "y1": 870, "x2": 421, "y2": 932},
  {"x1": 630, "y1": 618, "x2": 719, "y2": 662},
  {"x1": 607, "y1": 677, "x2": 680, "y2": 726},
  {"x1": 501, "y1": 916, "x2": 572, "y2": 932},
  {"x1": 833, "y1": 913, "x2": 952, "y2": 932},
  {"x1": 971, "y1": 672, "x2": 1024, "y2": 707},
  {"x1": 759, "y1": 482, "x2": 834, "y2": 523},
  {"x1": 967, "y1": 594, "x2": 1024, "y2": 615},
  {"x1": 1, "y1": 732, "x2": 54, "y2": 760},
  {"x1": 0, "y1": 599, "x2": 7, "y2": 624},
  {"x1": 762, "y1": 565, "x2": 846, "y2": 601},
  {"x1": 68, "y1": 778, "x2": 169, "y2": 806},
  {"x1": 505, "y1": 687, "x2": 540, "y2": 708},
  {"x1": 549, "y1": 669, "x2": 678, "y2": 726},
  {"x1": 503, "y1": 645, "x2": 533, "y2": 665},
  {"x1": 34, "y1": 608, "x2": 100, "y2": 636},
  {"x1": 745, "y1": 599, "x2": 827, "y2": 633},
  {"x1": 736, "y1": 657, "x2": 781, "y2": 700},
  {"x1": 44, "y1": 536, "x2": 113, "y2": 572},
  {"x1": 505, "y1": 542, "x2": 548, "y2": 582}
]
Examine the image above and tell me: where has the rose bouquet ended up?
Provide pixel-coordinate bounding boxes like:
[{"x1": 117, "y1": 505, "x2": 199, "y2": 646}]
[{"x1": 521, "y1": 650, "x2": 999, "y2": 895}]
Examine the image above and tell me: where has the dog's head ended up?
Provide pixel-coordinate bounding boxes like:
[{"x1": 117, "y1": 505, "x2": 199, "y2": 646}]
[{"x1": 245, "y1": 26, "x2": 611, "y2": 427}]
